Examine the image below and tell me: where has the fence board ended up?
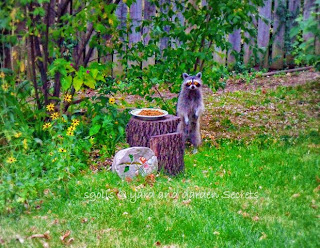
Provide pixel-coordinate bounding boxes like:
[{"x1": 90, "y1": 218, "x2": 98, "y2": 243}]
[
  {"x1": 270, "y1": 0, "x2": 286, "y2": 69},
  {"x1": 287, "y1": 0, "x2": 301, "y2": 66},
  {"x1": 257, "y1": 0, "x2": 272, "y2": 68},
  {"x1": 227, "y1": 29, "x2": 241, "y2": 65},
  {"x1": 129, "y1": 0, "x2": 142, "y2": 45},
  {"x1": 243, "y1": 16, "x2": 257, "y2": 66},
  {"x1": 303, "y1": 0, "x2": 316, "y2": 41},
  {"x1": 113, "y1": 1, "x2": 128, "y2": 75},
  {"x1": 213, "y1": 45, "x2": 226, "y2": 65},
  {"x1": 142, "y1": 0, "x2": 156, "y2": 68},
  {"x1": 160, "y1": 0, "x2": 170, "y2": 53}
]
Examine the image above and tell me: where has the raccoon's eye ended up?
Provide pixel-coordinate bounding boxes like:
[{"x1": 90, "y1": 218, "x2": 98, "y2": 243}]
[
  {"x1": 194, "y1": 82, "x2": 200, "y2": 87},
  {"x1": 186, "y1": 82, "x2": 191, "y2": 86}
]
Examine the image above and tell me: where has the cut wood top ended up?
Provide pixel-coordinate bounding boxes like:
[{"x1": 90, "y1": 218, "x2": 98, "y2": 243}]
[{"x1": 130, "y1": 114, "x2": 180, "y2": 123}]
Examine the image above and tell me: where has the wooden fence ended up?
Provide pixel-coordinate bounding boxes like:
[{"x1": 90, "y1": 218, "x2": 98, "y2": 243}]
[{"x1": 110, "y1": 0, "x2": 318, "y2": 71}]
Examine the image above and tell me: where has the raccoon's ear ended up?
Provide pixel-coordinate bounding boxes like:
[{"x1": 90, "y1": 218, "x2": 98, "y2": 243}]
[
  {"x1": 196, "y1": 72, "x2": 202, "y2": 79},
  {"x1": 182, "y1": 73, "x2": 189, "y2": 80}
]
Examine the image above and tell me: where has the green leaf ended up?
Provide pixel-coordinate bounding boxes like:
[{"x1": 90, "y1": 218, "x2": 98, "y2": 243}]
[
  {"x1": 89, "y1": 124, "x2": 101, "y2": 136},
  {"x1": 61, "y1": 76, "x2": 72, "y2": 91},
  {"x1": 73, "y1": 77, "x2": 83, "y2": 91},
  {"x1": 129, "y1": 154, "x2": 134, "y2": 163},
  {"x1": 84, "y1": 78, "x2": 95, "y2": 89},
  {"x1": 124, "y1": 166, "x2": 130, "y2": 173}
]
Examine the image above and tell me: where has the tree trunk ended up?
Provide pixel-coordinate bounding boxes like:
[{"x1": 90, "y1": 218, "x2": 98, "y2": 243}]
[
  {"x1": 150, "y1": 132, "x2": 184, "y2": 175},
  {"x1": 126, "y1": 114, "x2": 180, "y2": 147}
]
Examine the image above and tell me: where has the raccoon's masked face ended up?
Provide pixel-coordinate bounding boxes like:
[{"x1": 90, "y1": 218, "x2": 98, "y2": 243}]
[{"x1": 182, "y1": 72, "x2": 202, "y2": 90}]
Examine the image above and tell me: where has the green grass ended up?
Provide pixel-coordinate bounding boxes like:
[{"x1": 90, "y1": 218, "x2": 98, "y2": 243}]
[
  {"x1": 1, "y1": 80, "x2": 319, "y2": 247},
  {"x1": 0, "y1": 134, "x2": 319, "y2": 247}
]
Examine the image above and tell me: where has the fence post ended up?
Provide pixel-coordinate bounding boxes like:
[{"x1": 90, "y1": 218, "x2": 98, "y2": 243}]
[
  {"x1": 257, "y1": 0, "x2": 272, "y2": 69},
  {"x1": 270, "y1": 0, "x2": 286, "y2": 70}
]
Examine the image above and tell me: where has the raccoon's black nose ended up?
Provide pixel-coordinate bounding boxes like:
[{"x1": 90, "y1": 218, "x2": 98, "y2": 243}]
[{"x1": 191, "y1": 85, "x2": 195, "y2": 89}]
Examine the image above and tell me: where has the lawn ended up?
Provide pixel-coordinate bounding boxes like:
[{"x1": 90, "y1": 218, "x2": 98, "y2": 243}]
[{"x1": 0, "y1": 77, "x2": 319, "y2": 247}]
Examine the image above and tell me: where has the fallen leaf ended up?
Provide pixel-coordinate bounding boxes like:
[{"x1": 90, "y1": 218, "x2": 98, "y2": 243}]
[
  {"x1": 252, "y1": 216, "x2": 259, "y2": 222},
  {"x1": 145, "y1": 174, "x2": 156, "y2": 186},
  {"x1": 182, "y1": 199, "x2": 191, "y2": 205},
  {"x1": 15, "y1": 235, "x2": 24, "y2": 244},
  {"x1": 292, "y1": 193, "x2": 300, "y2": 198},
  {"x1": 60, "y1": 230, "x2": 71, "y2": 241},
  {"x1": 116, "y1": 192, "x2": 127, "y2": 200},
  {"x1": 259, "y1": 232, "x2": 267, "y2": 240},
  {"x1": 125, "y1": 177, "x2": 133, "y2": 183},
  {"x1": 154, "y1": 241, "x2": 161, "y2": 246},
  {"x1": 81, "y1": 218, "x2": 88, "y2": 223},
  {"x1": 40, "y1": 240, "x2": 49, "y2": 248},
  {"x1": 51, "y1": 219, "x2": 59, "y2": 225},
  {"x1": 313, "y1": 185, "x2": 320, "y2": 193},
  {"x1": 29, "y1": 231, "x2": 50, "y2": 240},
  {"x1": 66, "y1": 238, "x2": 74, "y2": 244}
]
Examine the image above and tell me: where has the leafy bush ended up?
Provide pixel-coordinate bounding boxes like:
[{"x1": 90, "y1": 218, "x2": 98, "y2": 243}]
[{"x1": 290, "y1": 0, "x2": 320, "y2": 70}]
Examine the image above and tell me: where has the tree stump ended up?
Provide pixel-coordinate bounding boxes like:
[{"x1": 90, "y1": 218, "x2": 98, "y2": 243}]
[
  {"x1": 126, "y1": 114, "x2": 184, "y2": 175},
  {"x1": 126, "y1": 115, "x2": 180, "y2": 147},
  {"x1": 150, "y1": 132, "x2": 184, "y2": 175}
]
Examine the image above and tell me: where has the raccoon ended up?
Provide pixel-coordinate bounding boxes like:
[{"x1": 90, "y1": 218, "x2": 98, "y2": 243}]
[{"x1": 176, "y1": 72, "x2": 204, "y2": 153}]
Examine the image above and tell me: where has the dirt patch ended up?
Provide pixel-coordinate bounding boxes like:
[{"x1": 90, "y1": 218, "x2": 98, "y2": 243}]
[{"x1": 214, "y1": 70, "x2": 320, "y2": 95}]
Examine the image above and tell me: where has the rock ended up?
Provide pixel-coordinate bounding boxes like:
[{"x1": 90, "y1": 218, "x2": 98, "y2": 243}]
[{"x1": 112, "y1": 147, "x2": 158, "y2": 179}]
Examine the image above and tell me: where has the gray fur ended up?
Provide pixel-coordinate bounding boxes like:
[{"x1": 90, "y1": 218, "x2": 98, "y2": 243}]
[{"x1": 176, "y1": 72, "x2": 204, "y2": 150}]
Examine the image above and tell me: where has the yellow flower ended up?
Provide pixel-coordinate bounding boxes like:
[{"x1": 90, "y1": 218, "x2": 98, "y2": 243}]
[
  {"x1": 109, "y1": 97, "x2": 115, "y2": 104},
  {"x1": 52, "y1": 158, "x2": 57, "y2": 162},
  {"x1": 108, "y1": 18, "x2": 114, "y2": 26},
  {"x1": 64, "y1": 94, "x2": 72, "y2": 103},
  {"x1": 49, "y1": 152, "x2": 53, "y2": 156},
  {"x1": 115, "y1": 121, "x2": 118, "y2": 125},
  {"x1": 61, "y1": 117, "x2": 67, "y2": 123},
  {"x1": 14, "y1": 132, "x2": 22, "y2": 138},
  {"x1": 66, "y1": 130, "x2": 74, "y2": 136},
  {"x1": 71, "y1": 119, "x2": 80, "y2": 126},
  {"x1": 46, "y1": 103, "x2": 55, "y2": 112},
  {"x1": 50, "y1": 112, "x2": 59, "y2": 120},
  {"x1": 6, "y1": 156, "x2": 17, "y2": 163},
  {"x1": 43, "y1": 122, "x2": 52, "y2": 130},
  {"x1": 1, "y1": 83, "x2": 9, "y2": 92},
  {"x1": 0, "y1": 72, "x2": 5, "y2": 78},
  {"x1": 58, "y1": 148, "x2": 67, "y2": 153},
  {"x1": 89, "y1": 137, "x2": 95, "y2": 144},
  {"x1": 23, "y1": 139, "x2": 28, "y2": 150},
  {"x1": 67, "y1": 125, "x2": 76, "y2": 132}
]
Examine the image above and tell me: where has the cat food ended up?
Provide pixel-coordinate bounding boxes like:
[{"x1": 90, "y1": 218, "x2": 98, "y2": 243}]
[{"x1": 138, "y1": 109, "x2": 164, "y2": 116}]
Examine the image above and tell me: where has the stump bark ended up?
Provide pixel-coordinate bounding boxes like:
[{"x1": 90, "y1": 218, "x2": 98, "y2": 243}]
[
  {"x1": 150, "y1": 132, "x2": 184, "y2": 175},
  {"x1": 126, "y1": 115, "x2": 180, "y2": 147}
]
